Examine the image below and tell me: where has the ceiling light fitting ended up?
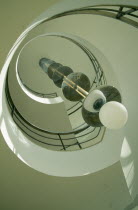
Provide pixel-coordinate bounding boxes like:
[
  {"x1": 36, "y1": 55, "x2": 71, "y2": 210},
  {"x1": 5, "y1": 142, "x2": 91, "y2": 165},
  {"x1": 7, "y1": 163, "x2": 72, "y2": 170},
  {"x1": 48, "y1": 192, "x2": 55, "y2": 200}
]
[{"x1": 39, "y1": 57, "x2": 128, "y2": 129}]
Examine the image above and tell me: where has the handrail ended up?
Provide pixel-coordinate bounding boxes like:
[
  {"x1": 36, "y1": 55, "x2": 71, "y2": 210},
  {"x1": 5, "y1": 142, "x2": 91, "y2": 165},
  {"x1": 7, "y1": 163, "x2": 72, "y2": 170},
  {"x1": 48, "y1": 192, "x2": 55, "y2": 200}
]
[
  {"x1": 5, "y1": 72, "x2": 105, "y2": 150},
  {"x1": 6, "y1": 33, "x2": 107, "y2": 150},
  {"x1": 8, "y1": 4, "x2": 138, "y2": 150}
]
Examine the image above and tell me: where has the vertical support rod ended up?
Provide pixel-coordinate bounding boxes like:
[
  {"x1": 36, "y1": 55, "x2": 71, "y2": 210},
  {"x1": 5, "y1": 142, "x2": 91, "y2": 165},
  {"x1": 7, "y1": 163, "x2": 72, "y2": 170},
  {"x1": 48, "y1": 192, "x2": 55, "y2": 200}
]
[{"x1": 58, "y1": 134, "x2": 66, "y2": 150}]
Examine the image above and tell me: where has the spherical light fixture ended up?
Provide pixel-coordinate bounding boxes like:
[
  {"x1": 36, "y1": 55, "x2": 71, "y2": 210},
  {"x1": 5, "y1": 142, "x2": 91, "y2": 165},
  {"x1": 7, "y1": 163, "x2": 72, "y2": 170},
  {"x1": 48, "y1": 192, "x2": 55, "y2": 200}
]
[
  {"x1": 99, "y1": 101, "x2": 128, "y2": 129},
  {"x1": 39, "y1": 57, "x2": 128, "y2": 129},
  {"x1": 62, "y1": 72, "x2": 91, "y2": 101},
  {"x1": 82, "y1": 90, "x2": 106, "y2": 127}
]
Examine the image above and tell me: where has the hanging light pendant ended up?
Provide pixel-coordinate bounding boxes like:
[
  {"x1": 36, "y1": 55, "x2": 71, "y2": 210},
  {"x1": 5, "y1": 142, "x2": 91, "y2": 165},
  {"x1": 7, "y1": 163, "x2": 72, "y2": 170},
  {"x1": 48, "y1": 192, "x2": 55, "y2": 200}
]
[{"x1": 39, "y1": 57, "x2": 128, "y2": 129}]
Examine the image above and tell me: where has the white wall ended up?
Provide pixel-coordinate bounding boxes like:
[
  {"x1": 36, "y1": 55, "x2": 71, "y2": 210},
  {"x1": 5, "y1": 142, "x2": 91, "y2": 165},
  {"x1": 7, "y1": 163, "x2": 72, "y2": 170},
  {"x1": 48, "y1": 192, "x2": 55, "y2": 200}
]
[{"x1": 0, "y1": 0, "x2": 137, "y2": 209}]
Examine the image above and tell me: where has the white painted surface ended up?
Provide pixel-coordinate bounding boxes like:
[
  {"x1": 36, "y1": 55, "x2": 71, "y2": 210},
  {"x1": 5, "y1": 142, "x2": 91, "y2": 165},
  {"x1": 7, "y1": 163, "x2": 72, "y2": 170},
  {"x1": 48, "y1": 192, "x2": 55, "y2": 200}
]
[
  {"x1": 1, "y1": 1, "x2": 134, "y2": 210},
  {"x1": 0, "y1": 25, "x2": 123, "y2": 177},
  {"x1": 0, "y1": 0, "x2": 138, "y2": 183}
]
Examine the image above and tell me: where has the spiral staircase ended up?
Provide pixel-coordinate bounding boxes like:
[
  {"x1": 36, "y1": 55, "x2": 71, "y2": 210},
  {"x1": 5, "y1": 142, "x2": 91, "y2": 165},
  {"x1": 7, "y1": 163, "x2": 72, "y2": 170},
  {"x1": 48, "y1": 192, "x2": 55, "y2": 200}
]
[{"x1": 0, "y1": 0, "x2": 138, "y2": 209}]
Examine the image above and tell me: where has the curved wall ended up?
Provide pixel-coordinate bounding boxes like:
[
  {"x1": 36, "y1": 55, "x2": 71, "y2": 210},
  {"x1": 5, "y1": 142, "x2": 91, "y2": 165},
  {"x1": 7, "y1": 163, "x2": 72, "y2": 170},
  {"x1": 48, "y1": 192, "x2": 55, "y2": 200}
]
[{"x1": 0, "y1": 0, "x2": 138, "y2": 198}]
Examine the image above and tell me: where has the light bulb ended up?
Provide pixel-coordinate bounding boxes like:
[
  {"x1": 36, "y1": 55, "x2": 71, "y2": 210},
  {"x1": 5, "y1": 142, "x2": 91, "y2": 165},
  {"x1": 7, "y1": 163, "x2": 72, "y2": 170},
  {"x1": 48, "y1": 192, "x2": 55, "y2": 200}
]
[{"x1": 99, "y1": 101, "x2": 128, "y2": 129}]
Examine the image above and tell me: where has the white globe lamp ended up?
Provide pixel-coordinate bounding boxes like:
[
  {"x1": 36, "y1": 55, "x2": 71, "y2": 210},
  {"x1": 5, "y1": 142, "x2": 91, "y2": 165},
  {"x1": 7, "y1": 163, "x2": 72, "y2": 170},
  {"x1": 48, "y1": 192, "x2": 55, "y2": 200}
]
[{"x1": 99, "y1": 101, "x2": 128, "y2": 129}]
